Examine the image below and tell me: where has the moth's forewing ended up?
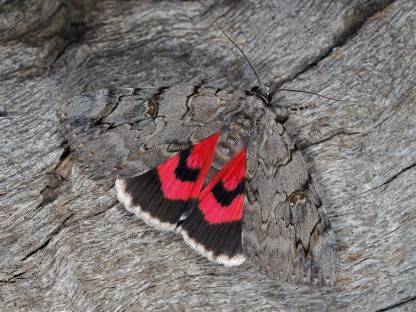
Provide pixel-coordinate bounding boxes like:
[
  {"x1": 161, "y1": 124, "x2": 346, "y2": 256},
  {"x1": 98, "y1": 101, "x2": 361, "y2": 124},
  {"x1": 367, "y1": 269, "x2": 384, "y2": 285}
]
[
  {"x1": 242, "y1": 99, "x2": 339, "y2": 286},
  {"x1": 57, "y1": 87, "x2": 227, "y2": 178}
]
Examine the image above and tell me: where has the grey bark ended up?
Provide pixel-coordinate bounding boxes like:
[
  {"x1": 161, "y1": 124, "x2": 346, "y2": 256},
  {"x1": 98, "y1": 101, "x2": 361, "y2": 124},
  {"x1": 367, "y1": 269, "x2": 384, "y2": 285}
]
[{"x1": 0, "y1": 0, "x2": 415, "y2": 311}]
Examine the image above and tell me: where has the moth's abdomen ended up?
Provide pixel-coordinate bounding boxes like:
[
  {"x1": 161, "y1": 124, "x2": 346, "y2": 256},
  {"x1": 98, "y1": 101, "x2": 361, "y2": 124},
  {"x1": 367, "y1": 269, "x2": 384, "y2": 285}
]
[{"x1": 209, "y1": 113, "x2": 252, "y2": 181}]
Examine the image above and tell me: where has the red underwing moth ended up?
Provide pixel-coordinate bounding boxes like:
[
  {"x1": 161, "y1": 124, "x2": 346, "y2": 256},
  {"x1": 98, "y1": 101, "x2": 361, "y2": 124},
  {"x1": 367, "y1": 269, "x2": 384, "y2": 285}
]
[
  {"x1": 58, "y1": 26, "x2": 339, "y2": 287},
  {"x1": 58, "y1": 83, "x2": 339, "y2": 286}
]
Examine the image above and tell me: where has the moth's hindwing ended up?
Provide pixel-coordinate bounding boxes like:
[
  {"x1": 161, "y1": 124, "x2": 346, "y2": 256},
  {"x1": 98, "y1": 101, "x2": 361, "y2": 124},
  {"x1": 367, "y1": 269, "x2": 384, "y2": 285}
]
[
  {"x1": 179, "y1": 149, "x2": 247, "y2": 266},
  {"x1": 115, "y1": 133, "x2": 219, "y2": 230}
]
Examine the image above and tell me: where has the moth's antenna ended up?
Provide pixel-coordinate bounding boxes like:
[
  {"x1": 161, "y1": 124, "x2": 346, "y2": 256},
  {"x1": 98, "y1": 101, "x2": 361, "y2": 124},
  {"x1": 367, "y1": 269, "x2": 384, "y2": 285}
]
[
  {"x1": 276, "y1": 88, "x2": 362, "y2": 103},
  {"x1": 217, "y1": 23, "x2": 364, "y2": 103},
  {"x1": 217, "y1": 23, "x2": 262, "y2": 88}
]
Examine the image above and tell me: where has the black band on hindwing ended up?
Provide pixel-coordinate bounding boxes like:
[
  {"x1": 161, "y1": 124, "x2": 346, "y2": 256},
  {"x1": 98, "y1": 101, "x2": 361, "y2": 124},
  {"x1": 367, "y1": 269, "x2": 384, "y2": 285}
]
[
  {"x1": 174, "y1": 148, "x2": 201, "y2": 182},
  {"x1": 211, "y1": 180, "x2": 244, "y2": 207}
]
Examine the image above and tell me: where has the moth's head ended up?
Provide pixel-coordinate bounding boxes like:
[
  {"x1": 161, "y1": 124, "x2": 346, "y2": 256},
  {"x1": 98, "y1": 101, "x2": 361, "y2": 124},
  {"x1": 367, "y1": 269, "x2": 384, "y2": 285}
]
[
  {"x1": 249, "y1": 84, "x2": 288, "y2": 122},
  {"x1": 250, "y1": 84, "x2": 272, "y2": 105}
]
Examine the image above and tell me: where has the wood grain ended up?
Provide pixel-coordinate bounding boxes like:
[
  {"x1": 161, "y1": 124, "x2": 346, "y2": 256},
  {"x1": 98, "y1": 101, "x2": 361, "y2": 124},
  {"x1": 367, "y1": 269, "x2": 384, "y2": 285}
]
[{"x1": 1, "y1": 0, "x2": 415, "y2": 310}]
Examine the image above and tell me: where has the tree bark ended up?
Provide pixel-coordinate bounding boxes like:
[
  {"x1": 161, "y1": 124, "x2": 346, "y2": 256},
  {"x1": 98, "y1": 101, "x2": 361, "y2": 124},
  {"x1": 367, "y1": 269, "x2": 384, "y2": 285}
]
[{"x1": 1, "y1": 0, "x2": 415, "y2": 310}]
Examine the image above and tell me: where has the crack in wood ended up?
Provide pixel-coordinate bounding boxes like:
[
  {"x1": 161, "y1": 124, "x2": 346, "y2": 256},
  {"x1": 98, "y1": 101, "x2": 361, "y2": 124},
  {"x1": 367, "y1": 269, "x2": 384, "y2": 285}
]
[
  {"x1": 307, "y1": 130, "x2": 362, "y2": 147},
  {"x1": 376, "y1": 295, "x2": 416, "y2": 311},
  {"x1": 36, "y1": 143, "x2": 73, "y2": 209},
  {"x1": 21, "y1": 214, "x2": 73, "y2": 261},
  {"x1": 356, "y1": 162, "x2": 416, "y2": 196},
  {"x1": 273, "y1": 0, "x2": 396, "y2": 90}
]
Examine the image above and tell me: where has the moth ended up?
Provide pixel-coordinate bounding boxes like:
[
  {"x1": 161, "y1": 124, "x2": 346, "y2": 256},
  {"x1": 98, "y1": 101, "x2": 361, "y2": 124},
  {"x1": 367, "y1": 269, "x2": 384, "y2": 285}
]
[
  {"x1": 58, "y1": 83, "x2": 339, "y2": 286},
  {"x1": 58, "y1": 27, "x2": 338, "y2": 286}
]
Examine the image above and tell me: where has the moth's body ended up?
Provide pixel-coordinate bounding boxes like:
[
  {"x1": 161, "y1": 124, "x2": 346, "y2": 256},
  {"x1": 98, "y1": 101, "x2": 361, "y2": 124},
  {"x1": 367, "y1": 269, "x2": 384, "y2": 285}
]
[
  {"x1": 59, "y1": 86, "x2": 339, "y2": 286},
  {"x1": 208, "y1": 90, "x2": 268, "y2": 181}
]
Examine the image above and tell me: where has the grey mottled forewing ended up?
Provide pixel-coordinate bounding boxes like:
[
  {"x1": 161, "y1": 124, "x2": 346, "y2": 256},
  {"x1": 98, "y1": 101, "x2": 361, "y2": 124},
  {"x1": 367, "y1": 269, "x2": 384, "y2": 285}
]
[
  {"x1": 243, "y1": 105, "x2": 339, "y2": 286},
  {"x1": 57, "y1": 86, "x2": 230, "y2": 178}
]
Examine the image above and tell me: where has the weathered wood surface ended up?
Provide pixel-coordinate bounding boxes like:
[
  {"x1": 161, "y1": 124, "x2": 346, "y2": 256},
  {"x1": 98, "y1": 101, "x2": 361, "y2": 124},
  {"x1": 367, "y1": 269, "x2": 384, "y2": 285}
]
[{"x1": 1, "y1": 0, "x2": 415, "y2": 310}]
